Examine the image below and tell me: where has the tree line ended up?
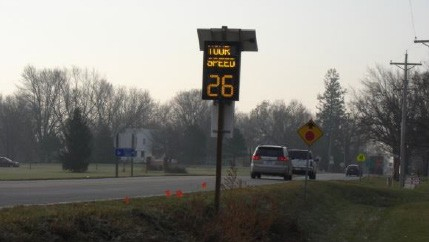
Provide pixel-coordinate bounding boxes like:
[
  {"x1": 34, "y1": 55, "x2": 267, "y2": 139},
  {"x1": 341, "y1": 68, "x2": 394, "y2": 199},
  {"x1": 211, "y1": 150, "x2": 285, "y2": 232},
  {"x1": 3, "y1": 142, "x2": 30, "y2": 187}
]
[{"x1": 0, "y1": 65, "x2": 428, "y2": 177}]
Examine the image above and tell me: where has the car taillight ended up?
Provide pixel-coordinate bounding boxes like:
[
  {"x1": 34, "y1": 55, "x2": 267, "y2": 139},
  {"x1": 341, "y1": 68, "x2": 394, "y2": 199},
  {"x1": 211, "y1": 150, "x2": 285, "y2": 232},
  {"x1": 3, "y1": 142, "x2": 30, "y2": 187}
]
[
  {"x1": 278, "y1": 156, "x2": 288, "y2": 161},
  {"x1": 252, "y1": 155, "x2": 261, "y2": 160}
]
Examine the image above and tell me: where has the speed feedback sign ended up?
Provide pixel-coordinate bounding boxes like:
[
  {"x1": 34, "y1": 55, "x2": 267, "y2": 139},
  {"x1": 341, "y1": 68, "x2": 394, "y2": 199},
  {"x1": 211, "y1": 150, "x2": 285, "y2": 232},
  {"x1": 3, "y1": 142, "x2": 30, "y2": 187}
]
[
  {"x1": 202, "y1": 41, "x2": 241, "y2": 101},
  {"x1": 298, "y1": 119, "x2": 323, "y2": 146}
]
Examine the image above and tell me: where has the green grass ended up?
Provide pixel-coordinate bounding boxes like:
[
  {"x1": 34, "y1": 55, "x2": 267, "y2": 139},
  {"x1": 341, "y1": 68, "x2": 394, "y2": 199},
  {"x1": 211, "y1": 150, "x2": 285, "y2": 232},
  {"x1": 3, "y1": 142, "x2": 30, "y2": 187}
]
[
  {"x1": 1, "y1": 176, "x2": 429, "y2": 241},
  {"x1": 302, "y1": 178, "x2": 429, "y2": 241},
  {"x1": 0, "y1": 163, "x2": 148, "y2": 180},
  {"x1": 0, "y1": 163, "x2": 251, "y2": 180},
  {"x1": 376, "y1": 202, "x2": 429, "y2": 242},
  {"x1": 186, "y1": 165, "x2": 250, "y2": 176}
]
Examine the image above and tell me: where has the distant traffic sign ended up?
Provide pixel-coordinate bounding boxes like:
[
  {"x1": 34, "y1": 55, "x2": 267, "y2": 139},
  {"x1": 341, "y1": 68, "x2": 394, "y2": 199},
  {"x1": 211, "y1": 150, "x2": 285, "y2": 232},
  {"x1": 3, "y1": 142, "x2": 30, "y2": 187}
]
[
  {"x1": 356, "y1": 153, "x2": 366, "y2": 162},
  {"x1": 298, "y1": 119, "x2": 323, "y2": 146},
  {"x1": 115, "y1": 148, "x2": 136, "y2": 157}
]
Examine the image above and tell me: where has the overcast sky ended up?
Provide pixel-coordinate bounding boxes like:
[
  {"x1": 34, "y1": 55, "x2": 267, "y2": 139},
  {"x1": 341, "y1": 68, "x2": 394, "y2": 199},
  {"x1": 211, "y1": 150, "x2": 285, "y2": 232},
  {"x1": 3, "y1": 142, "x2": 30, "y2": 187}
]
[{"x1": 1, "y1": 0, "x2": 428, "y2": 114}]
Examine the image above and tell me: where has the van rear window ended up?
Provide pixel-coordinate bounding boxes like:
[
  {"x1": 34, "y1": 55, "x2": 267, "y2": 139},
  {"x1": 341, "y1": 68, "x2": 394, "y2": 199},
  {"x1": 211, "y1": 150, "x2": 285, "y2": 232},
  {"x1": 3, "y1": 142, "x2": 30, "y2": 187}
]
[
  {"x1": 256, "y1": 147, "x2": 283, "y2": 157},
  {"x1": 289, "y1": 150, "x2": 311, "y2": 159}
]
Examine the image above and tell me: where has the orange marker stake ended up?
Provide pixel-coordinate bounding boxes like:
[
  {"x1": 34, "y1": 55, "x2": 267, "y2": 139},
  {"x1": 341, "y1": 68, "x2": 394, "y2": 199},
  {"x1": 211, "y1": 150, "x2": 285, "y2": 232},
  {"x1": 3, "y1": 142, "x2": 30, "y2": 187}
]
[
  {"x1": 201, "y1": 182, "x2": 207, "y2": 189},
  {"x1": 176, "y1": 190, "x2": 183, "y2": 198},
  {"x1": 123, "y1": 196, "x2": 130, "y2": 205},
  {"x1": 165, "y1": 190, "x2": 171, "y2": 197}
]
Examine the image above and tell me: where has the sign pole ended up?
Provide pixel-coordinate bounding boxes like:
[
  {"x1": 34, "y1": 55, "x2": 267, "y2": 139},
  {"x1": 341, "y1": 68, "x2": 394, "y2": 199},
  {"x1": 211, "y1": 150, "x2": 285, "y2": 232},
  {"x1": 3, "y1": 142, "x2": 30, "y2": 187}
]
[
  {"x1": 115, "y1": 133, "x2": 119, "y2": 178},
  {"x1": 131, "y1": 133, "x2": 135, "y2": 177},
  {"x1": 214, "y1": 26, "x2": 229, "y2": 213},
  {"x1": 356, "y1": 153, "x2": 366, "y2": 182},
  {"x1": 116, "y1": 159, "x2": 119, "y2": 178},
  {"x1": 304, "y1": 146, "x2": 310, "y2": 200},
  {"x1": 214, "y1": 100, "x2": 225, "y2": 212}
]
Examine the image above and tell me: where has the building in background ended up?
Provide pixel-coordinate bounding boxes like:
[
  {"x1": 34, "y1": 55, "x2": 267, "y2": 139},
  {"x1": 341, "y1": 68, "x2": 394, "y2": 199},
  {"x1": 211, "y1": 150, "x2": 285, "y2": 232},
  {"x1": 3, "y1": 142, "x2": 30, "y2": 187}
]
[{"x1": 116, "y1": 128, "x2": 153, "y2": 162}]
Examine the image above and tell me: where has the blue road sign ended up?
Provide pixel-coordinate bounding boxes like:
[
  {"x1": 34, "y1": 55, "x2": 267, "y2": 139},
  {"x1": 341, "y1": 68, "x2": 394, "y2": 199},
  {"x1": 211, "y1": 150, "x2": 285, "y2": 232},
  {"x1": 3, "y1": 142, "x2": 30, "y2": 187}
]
[{"x1": 115, "y1": 148, "x2": 136, "y2": 157}]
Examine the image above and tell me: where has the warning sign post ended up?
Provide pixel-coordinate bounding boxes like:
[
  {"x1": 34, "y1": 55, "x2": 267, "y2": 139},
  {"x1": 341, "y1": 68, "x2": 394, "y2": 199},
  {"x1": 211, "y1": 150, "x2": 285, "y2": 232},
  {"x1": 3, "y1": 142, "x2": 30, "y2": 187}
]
[{"x1": 297, "y1": 119, "x2": 323, "y2": 200}]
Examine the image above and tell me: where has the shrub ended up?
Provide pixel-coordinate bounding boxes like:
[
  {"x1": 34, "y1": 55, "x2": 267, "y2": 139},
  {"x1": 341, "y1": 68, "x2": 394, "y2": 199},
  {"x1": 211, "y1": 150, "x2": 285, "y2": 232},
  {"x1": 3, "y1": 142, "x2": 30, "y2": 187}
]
[{"x1": 164, "y1": 165, "x2": 187, "y2": 174}]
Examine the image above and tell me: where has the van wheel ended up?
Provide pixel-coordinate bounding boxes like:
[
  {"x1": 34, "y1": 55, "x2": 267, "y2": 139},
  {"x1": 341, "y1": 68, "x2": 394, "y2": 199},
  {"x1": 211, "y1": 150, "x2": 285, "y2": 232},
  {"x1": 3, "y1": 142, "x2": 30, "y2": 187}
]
[
  {"x1": 309, "y1": 172, "x2": 316, "y2": 180},
  {"x1": 251, "y1": 173, "x2": 256, "y2": 179}
]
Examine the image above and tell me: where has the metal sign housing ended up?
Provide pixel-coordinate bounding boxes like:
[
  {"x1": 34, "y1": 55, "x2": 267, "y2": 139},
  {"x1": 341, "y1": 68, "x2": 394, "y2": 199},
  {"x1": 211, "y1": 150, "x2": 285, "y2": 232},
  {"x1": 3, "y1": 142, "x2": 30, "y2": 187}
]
[{"x1": 210, "y1": 101, "x2": 234, "y2": 138}]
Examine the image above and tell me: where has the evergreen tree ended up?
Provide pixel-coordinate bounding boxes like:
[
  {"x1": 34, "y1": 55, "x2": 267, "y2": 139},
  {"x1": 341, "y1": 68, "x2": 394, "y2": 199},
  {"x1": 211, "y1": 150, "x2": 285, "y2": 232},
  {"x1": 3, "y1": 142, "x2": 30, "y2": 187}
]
[
  {"x1": 315, "y1": 68, "x2": 347, "y2": 171},
  {"x1": 92, "y1": 123, "x2": 115, "y2": 163},
  {"x1": 40, "y1": 134, "x2": 62, "y2": 163},
  {"x1": 224, "y1": 128, "x2": 247, "y2": 166},
  {"x1": 61, "y1": 108, "x2": 92, "y2": 172}
]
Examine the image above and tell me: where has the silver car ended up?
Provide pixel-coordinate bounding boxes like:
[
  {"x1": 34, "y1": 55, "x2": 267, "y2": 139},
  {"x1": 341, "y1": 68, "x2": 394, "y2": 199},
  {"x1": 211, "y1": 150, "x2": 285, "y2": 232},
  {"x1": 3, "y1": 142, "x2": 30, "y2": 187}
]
[
  {"x1": 250, "y1": 145, "x2": 292, "y2": 180},
  {"x1": 0, "y1": 157, "x2": 20, "y2": 167}
]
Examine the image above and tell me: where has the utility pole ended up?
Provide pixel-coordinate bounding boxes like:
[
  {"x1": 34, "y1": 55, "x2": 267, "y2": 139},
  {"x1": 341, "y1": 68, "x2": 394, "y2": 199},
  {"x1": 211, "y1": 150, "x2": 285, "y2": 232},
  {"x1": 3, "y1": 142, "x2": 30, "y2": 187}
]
[
  {"x1": 390, "y1": 52, "x2": 421, "y2": 188},
  {"x1": 414, "y1": 39, "x2": 429, "y2": 47}
]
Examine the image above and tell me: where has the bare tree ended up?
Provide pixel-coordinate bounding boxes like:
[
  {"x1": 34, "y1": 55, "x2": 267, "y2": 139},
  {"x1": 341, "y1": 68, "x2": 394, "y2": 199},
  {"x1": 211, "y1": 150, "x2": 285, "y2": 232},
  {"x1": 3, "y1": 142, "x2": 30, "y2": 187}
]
[
  {"x1": 353, "y1": 67, "x2": 429, "y2": 177},
  {"x1": 92, "y1": 79, "x2": 115, "y2": 127},
  {"x1": 153, "y1": 89, "x2": 210, "y2": 164},
  {"x1": 55, "y1": 67, "x2": 100, "y2": 133},
  {"x1": 406, "y1": 70, "x2": 429, "y2": 175},
  {"x1": 18, "y1": 66, "x2": 67, "y2": 162},
  {"x1": 170, "y1": 89, "x2": 210, "y2": 128},
  {"x1": 351, "y1": 66, "x2": 403, "y2": 179},
  {"x1": 151, "y1": 103, "x2": 178, "y2": 158},
  {"x1": 239, "y1": 100, "x2": 312, "y2": 151},
  {"x1": 123, "y1": 88, "x2": 156, "y2": 128},
  {"x1": 110, "y1": 87, "x2": 156, "y2": 133},
  {"x1": 14, "y1": 65, "x2": 159, "y2": 163},
  {"x1": 246, "y1": 100, "x2": 272, "y2": 145},
  {"x1": 109, "y1": 87, "x2": 128, "y2": 134},
  {"x1": 0, "y1": 95, "x2": 37, "y2": 161}
]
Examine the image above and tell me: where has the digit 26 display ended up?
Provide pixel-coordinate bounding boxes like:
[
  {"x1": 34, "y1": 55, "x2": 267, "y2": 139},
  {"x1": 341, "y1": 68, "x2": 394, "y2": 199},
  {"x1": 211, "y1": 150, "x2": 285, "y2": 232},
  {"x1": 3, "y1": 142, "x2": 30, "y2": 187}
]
[{"x1": 202, "y1": 41, "x2": 241, "y2": 101}]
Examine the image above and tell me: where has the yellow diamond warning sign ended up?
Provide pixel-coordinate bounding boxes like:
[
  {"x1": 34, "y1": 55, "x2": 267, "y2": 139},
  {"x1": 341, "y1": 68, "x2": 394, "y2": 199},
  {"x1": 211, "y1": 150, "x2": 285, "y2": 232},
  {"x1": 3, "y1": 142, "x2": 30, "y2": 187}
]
[
  {"x1": 298, "y1": 119, "x2": 323, "y2": 146},
  {"x1": 356, "y1": 153, "x2": 366, "y2": 162}
]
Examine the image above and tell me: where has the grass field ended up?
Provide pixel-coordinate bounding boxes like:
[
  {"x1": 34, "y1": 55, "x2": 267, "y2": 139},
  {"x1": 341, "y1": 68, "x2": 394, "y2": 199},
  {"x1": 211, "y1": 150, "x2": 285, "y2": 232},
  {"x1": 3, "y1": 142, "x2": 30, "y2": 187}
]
[
  {"x1": 0, "y1": 162, "x2": 251, "y2": 180},
  {"x1": 1, "y1": 176, "x2": 428, "y2": 241}
]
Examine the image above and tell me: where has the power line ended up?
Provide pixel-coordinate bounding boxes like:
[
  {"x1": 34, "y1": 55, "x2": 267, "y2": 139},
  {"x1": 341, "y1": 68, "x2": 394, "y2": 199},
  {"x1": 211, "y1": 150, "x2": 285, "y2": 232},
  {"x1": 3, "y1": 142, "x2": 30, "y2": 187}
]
[
  {"x1": 408, "y1": 0, "x2": 417, "y2": 39},
  {"x1": 409, "y1": 0, "x2": 429, "y2": 47}
]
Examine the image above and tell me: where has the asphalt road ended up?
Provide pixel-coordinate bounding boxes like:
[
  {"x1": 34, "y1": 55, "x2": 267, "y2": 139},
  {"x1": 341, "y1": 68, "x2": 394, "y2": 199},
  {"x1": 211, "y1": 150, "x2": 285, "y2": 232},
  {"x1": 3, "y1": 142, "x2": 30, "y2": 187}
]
[{"x1": 0, "y1": 173, "x2": 354, "y2": 208}]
